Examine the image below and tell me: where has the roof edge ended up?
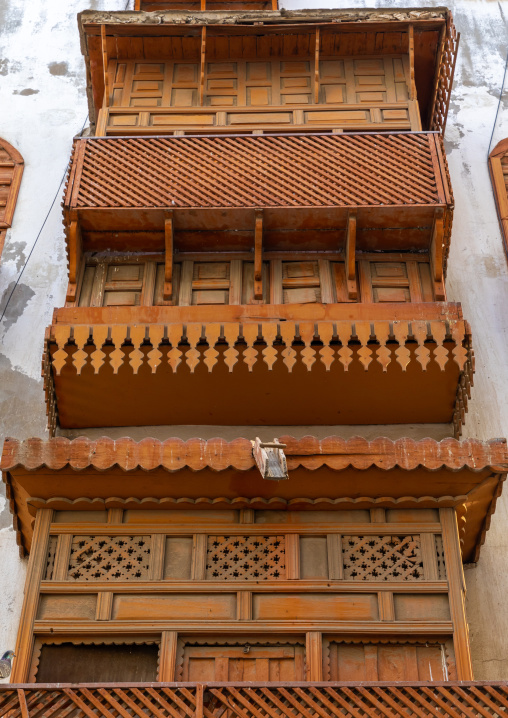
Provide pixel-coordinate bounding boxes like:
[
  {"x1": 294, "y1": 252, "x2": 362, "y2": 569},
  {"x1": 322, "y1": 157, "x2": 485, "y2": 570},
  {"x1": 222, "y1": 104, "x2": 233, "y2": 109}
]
[{"x1": 2, "y1": 435, "x2": 507, "y2": 473}]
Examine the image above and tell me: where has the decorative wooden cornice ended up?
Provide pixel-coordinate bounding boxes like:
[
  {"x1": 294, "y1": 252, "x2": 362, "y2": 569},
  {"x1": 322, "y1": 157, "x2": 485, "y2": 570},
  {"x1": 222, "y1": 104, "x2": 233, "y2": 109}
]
[
  {"x1": 3, "y1": 436, "x2": 506, "y2": 561},
  {"x1": 4, "y1": 436, "x2": 506, "y2": 473},
  {"x1": 42, "y1": 316, "x2": 473, "y2": 436},
  {"x1": 489, "y1": 138, "x2": 508, "y2": 259},
  {"x1": 0, "y1": 138, "x2": 24, "y2": 259},
  {"x1": 47, "y1": 319, "x2": 471, "y2": 377}
]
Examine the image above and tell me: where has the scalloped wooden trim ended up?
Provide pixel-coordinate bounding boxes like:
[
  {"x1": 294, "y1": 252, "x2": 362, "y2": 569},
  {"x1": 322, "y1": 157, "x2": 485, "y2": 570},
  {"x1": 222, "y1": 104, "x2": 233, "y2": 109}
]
[{"x1": 3, "y1": 435, "x2": 506, "y2": 473}]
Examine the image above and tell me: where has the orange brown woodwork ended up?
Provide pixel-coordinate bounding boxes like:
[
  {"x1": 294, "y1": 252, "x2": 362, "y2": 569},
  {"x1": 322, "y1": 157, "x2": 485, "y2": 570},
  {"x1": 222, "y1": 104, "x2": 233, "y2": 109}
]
[
  {"x1": 1, "y1": 0, "x2": 504, "y2": 703},
  {"x1": 3, "y1": 435, "x2": 507, "y2": 685},
  {"x1": 0, "y1": 138, "x2": 24, "y2": 260},
  {"x1": 489, "y1": 138, "x2": 508, "y2": 259}
]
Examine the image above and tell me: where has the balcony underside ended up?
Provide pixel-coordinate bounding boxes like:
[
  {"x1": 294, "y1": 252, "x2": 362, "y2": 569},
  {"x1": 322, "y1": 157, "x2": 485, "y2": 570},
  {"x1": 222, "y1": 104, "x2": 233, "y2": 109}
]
[
  {"x1": 2, "y1": 682, "x2": 508, "y2": 717},
  {"x1": 3, "y1": 436, "x2": 506, "y2": 561},
  {"x1": 43, "y1": 305, "x2": 472, "y2": 433},
  {"x1": 64, "y1": 132, "x2": 453, "y2": 257}
]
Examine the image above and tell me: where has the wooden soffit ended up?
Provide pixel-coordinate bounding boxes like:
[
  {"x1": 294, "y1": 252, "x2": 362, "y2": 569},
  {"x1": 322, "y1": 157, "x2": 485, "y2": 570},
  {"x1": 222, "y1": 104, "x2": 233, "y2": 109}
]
[
  {"x1": 78, "y1": 8, "x2": 457, "y2": 133},
  {"x1": 489, "y1": 138, "x2": 508, "y2": 259},
  {"x1": 42, "y1": 310, "x2": 473, "y2": 434},
  {"x1": 2, "y1": 436, "x2": 507, "y2": 562},
  {"x1": 0, "y1": 138, "x2": 24, "y2": 260}
]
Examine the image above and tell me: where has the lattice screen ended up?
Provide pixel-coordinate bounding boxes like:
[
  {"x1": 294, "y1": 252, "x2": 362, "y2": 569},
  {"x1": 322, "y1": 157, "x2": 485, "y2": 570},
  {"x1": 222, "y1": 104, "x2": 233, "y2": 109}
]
[
  {"x1": 68, "y1": 536, "x2": 151, "y2": 581},
  {"x1": 206, "y1": 536, "x2": 286, "y2": 580},
  {"x1": 341, "y1": 535, "x2": 425, "y2": 581}
]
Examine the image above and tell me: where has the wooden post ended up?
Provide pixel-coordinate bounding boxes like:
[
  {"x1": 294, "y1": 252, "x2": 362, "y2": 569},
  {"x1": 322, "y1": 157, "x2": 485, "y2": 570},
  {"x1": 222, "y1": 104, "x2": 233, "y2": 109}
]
[
  {"x1": 254, "y1": 209, "x2": 263, "y2": 299},
  {"x1": 345, "y1": 210, "x2": 357, "y2": 300},
  {"x1": 430, "y1": 207, "x2": 445, "y2": 300},
  {"x1": 306, "y1": 632, "x2": 323, "y2": 681},
  {"x1": 66, "y1": 213, "x2": 82, "y2": 303},
  {"x1": 101, "y1": 25, "x2": 109, "y2": 109},
  {"x1": 163, "y1": 210, "x2": 173, "y2": 301},
  {"x1": 408, "y1": 25, "x2": 416, "y2": 100},
  {"x1": 199, "y1": 27, "x2": 207, "y2": 106},
  {"x1": 11, "y1": 509, "x2": 53, "y2": 682},
  {"x1": 159, "y1": 631, "x2": 178, "y2": 681},
  {"x1": 314, "y1": 28, "x2": 320, "y2": 104},
  {"x1": 440, "y1": 508, "x2": 473, "y2": 680}
]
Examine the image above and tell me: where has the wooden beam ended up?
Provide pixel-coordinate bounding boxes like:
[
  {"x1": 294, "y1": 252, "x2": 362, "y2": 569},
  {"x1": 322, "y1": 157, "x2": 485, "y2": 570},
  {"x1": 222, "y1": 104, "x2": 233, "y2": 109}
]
[
  {"x1": 101, "y1": 25, "x2": 109, "y2": 109},
  {"x1": 430, "y1": 207, "x2": 445, "y2": 300},
  {"x1": 254, "y1": 209, "x2": 263, "y2": 299},
  {"x1": 314, "y1": 27, "x2": 321, "y2": 104},
  {"x1": 440, "y1": 508, "x2": 473, "y2": 680},
  {"x1": 199, "y1": 26, "x2": 207, "y2": 106},
  {"x1": 345, "y1": 210, "x2": 357, "y2": 300},
  {"x1": 408, "y1": 25, "x2": 416, "y2": 100},
  {"x1": 11, "y1": 509, "x2": 53, "y2": 682},
  {"x1": 252, "y1": 437, "x2": 288, "y2": 480},
  {"x1": 66, "y1": 212, "x2": 82, "y2": 303},
  {"x1": 163, "y1": 210, "x2": 173, "y2": 301}
]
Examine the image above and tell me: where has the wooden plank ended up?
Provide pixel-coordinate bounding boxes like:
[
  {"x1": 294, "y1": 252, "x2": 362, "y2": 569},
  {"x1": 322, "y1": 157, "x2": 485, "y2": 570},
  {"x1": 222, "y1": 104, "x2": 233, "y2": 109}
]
[
  {"x1": 440, "y1": 508, "x2": 473, "y2": 680},
  {"x1": 430, "y1": 207, "x2": 445, "y2": 300},
  {"x1": 306, "y1": 632, "x2": 323, "y2": 681},
  {"x1": 345, "y1": 210, "x2": 357, "y2": 299},
  {"x1": 95, "y1": 591, "x2": 113, "y2": 621},
  {"x1": 101, "y1": 26, "x2": 110, "y2": 108},
  {"x1": 142, "y1": 261, "x2": 157, "y2": 306},
  {"x1": 327, "y1": 534, "x2": 343, "y2": 580},
  {"x1": 159, "y1": 631, "x2": 178, "y2": 681},
  {"x1": 229, "y1": 259, "x2": 242, "y2": 305},
  {"x1": 52, "y1": 534, "x2": 72, "y2": 581},
  {"x1": 149, "y1": 534, "x2": 166, "y2": 581},
  {"x1": 314, "y1": 28, "x2": 320, "y2": 104},
  {"x1": 90, "y1": 262, "x2": 107, "y2": 307},
  {"x1": 285, "y1": 534, "x2": 300, "y2": 580},
  {"x1": 11, "y1": 509, "x2": 53, "y2": 682},
  {"x1": 318, "y1": 259, "x2": 334, "y2": 303},
  {"x1": 191, "y1": 534, "x2": 207, "y2": 580},
  {"x1": 420, "y1": 532, "x2": 439, "y2": 580},
  {"x1": 254, "y1": 210, "x2": 263, "y2": 299},
  {"x1": 178, "y1": 261, "x2": 193, "y2": 306}
]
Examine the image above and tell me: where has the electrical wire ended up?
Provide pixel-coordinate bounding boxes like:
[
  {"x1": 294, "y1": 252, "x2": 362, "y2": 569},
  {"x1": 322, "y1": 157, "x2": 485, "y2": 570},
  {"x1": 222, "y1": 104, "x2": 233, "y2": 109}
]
[
  {"x1": 0, "y1": 0, "x2": 131, "y2": 325},
  {"x1": 487, "y1": 4, "x2": 508, "y2": 158},
  {"x1": 0, "y1": 114, "x2": 89, "y2": 325}
]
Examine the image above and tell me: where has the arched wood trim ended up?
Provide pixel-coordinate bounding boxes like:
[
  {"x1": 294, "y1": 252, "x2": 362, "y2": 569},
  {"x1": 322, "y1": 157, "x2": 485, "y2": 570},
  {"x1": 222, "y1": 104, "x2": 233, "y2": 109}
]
[
  {"x1": 489, "y1": 138, "x2": 508, "y2": 261},
  {"x1": 0, "y1": 137, "x2": 24, "y2": 258}
]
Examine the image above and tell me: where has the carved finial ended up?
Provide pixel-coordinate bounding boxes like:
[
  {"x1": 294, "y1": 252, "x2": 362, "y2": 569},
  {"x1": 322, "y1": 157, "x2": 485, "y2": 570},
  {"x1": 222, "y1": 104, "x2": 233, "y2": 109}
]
[{"x1": 252, "y1": 438, "x2": 288, "y2": 481}]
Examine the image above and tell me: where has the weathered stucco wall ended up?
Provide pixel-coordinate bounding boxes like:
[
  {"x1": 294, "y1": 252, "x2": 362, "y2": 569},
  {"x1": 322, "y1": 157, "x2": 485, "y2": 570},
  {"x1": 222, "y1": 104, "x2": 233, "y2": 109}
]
[{"x1": 0, "y1": 0, "x2": 507, "y2": 679}]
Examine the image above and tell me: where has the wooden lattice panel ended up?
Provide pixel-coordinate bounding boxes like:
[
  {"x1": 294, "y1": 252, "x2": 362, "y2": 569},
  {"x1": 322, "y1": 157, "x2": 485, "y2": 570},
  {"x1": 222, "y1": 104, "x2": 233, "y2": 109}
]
[
  {"x1": 430, "y1": 16, "x2": 459, "y2": 133},
  {"x1": 68, "y1": 535, "x2": 151, "y2": 580},
  {"x1": 206, "y1": 536, "x2": 286, "y2": 580},
  {"x1": 65, "y1": 133, "x2": 447, "y2": 210},
  {"x1": 342, "y1": 535, "x2": 425, "y2": 581},
  {"x1": 2, "y1": 682, "x2": 508, "y2": 718}
]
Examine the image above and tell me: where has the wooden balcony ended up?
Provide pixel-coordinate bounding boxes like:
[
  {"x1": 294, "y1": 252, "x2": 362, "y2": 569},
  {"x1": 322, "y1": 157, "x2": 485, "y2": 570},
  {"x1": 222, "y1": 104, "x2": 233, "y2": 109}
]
[
  {"x1": 81, "y1": 10, "x2": 458, "y2": 135},
  {"x1": 42, "y1": 302, "x2": 472, "y2": 434},
  {"x1": 63, "y1": 132, "x2": 453, "y2": 298},
  {"x1": 2, "y1": 682, "x2": 508, "y2": 717}
]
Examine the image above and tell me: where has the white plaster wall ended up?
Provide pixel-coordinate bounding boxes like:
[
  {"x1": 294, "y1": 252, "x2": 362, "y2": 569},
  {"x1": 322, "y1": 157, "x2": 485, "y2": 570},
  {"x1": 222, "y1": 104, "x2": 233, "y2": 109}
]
[{"x1": 0, "y1": 0, "x2": 507, "y2": 679}]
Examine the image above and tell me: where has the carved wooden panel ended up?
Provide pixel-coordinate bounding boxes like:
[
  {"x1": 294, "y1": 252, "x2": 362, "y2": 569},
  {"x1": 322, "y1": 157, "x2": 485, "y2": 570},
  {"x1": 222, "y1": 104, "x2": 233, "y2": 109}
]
[
  {"x1": 179, "y1": 639, "x2": 305, "y2": 681},
  {"x1": 67, "y1": 535, "x2": 151, "y2": 580},
  {"x1": 206, "y1": 535, "x2": 286, "y2": 580},
  {"x1": 341, "y1": 535, "x2": 425, "y2": 581}
]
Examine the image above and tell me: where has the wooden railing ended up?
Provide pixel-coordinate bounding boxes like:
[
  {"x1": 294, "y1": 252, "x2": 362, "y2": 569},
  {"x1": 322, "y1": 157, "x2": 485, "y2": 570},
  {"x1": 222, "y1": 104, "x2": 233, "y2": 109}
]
[{"x1": 2, "y1": 682, "x2": 508, "y2": 717}]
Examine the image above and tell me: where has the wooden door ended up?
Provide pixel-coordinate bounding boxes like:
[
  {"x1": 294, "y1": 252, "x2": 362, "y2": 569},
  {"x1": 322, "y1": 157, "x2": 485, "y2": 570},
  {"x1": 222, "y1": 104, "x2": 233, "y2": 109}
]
[{"x1": 182, "y1": 643, "x2": 305, "y2": 681}]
